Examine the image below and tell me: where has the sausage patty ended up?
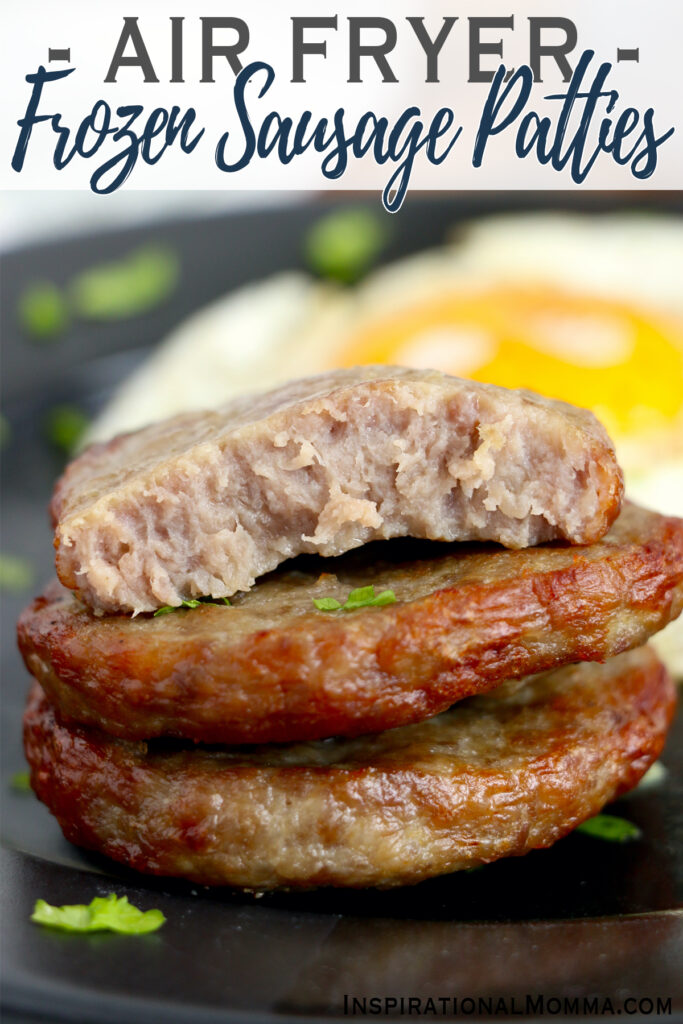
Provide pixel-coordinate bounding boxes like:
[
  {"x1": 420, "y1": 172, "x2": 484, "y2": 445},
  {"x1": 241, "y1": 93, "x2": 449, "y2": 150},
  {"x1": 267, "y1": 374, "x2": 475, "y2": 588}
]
[
  {"x1": 51, "y1": 366, "x2": 622, "y2": 614},
  {"x1": 24, "y1": 647, "x2": 675, "y2": 890},
  {"x1": 19, "y1": 503, "x2": 683, "y2": 744}
]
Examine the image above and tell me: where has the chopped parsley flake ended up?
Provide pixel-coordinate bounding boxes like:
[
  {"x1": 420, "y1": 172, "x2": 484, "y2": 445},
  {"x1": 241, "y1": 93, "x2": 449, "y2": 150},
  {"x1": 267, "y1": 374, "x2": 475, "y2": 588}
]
[
  {"x1": 312, "y1": 597, "x2": 345, "y2": 611},
  {"x1": 313, "y1": 585, "x2": 397, "y2": 612},
  {"x1": 70, "y1": 245, "x2": 179, "y2": 321},
  {"x1": 31, "y1": 894, "x2": 165, "y2": 934},
  {"x1": 17, "y1": 282, "x2": 69, "y2": 340},
  {"x1": 44, "y1": 405, "x2": 90, "y2": 454},
  {"x1": 0, "y1": 414, "x2": 10, "y2": 449},
  {"x1": 0, "y1": 553, "x2": 33, "y2": 592},
  {"x1": 575, "y1": 814, "x2": 642, "y2": 842},
  {"x1": 16, "y1": 246, "x2": 179, "y2": 346},
  {"x1": 10, "y1": 771, "x2": 32, "y2": 792},
  {"x1": 154, "y1": 596, "x2": 231, "y2": 617},
  {"x1": 304, "y1": 208, "x2": 389, "y2": 283}
]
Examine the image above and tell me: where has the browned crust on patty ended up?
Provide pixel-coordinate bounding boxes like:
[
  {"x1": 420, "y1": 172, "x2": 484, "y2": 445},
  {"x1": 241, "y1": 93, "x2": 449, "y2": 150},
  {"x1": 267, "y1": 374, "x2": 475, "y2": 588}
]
[
  {"x1": 50, "y1": 366, "x2": 623, "y2": 614},
  {"x1": 23, "y1": 647, "x2": 676, "y2": 890},
  {"x1": 18, "y1": 503, "x2": 683, "y2": 744}
]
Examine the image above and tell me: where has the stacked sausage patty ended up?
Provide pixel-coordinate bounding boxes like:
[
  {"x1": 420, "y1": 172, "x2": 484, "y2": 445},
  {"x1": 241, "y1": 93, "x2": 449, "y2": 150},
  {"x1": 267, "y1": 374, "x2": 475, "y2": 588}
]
[{"x1": 18, "y1": 367, "x2": 683, "y2": 890}]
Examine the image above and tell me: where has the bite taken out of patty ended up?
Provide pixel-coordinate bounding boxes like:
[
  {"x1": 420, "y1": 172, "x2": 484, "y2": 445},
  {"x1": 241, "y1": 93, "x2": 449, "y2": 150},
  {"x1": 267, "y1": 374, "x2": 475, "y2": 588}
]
[
  {"x1": 51, "y1": 366, "x2": 623, "y2": 614},
  {"x1": 19, "y1": 503, "x2": 683, "y2": 745},
  {"x1": 24, "y1": 646, "x2": 675, "y2": 891}
]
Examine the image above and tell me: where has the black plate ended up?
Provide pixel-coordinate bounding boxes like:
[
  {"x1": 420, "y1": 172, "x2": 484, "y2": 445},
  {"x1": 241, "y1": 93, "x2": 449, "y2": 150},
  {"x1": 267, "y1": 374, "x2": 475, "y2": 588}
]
[{"x1": 2, "y1": 195, "x2": 682, "y2": 1024}]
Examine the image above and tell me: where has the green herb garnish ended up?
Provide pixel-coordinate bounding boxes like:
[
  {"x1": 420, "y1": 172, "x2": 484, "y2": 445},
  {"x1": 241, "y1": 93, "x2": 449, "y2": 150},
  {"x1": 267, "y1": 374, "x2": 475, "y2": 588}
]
[
  {"x1": 70, "y1": 245, "x2": 179, "y2": 320},
  {"x1": 313, "y1": 585, "x2": 397, "y2": 612},
  {"x1": 0, "y1": 553, "x2": 33, "y2": 592},
  {"x1": 31, "y1": 894, "x2": 165, "y2": 934},
  {"x1": 17, "y1": 282, "x2": 69, "y2": 340},
  {"x1": 44, "y1": 405, "x2": 90, "y2": 454},
  {"x1": 17, "y1": 245, "x2": 178, "y2": 342},
  {"x1": 0, "y1": 414, "x2": 10, "y2": 449},
  {"x1": 10, "y1": 771, "x2": 32, "y2": 792},
  {"x1": 154, "y1": 596, "x2": 231, "y2": 617},
  {"x1": 312, "y1": 597, "x2": 345, "y2": 611},
  {"x1": 304, "y1": 208, "x2": 389, "y2": 284},
  {"x1": 575, "y1": 814, "x2": 642, "y2": 843}
]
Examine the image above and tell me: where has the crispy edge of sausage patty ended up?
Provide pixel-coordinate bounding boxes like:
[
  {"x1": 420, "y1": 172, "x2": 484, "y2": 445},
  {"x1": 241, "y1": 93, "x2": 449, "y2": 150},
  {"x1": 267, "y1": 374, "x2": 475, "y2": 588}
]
[
  {"x1": 24, "y1": 646, "x2": 675, "y2": 890},
  {"x1": 18, "y1": 503, "x2": 683, "y2": 744}
]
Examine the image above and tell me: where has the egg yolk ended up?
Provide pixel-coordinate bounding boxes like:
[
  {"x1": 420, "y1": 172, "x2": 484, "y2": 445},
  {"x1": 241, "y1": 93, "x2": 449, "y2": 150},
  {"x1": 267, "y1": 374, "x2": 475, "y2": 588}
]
[{"x1": 337, "y1": 286, "x2": 683, "y2": 440}]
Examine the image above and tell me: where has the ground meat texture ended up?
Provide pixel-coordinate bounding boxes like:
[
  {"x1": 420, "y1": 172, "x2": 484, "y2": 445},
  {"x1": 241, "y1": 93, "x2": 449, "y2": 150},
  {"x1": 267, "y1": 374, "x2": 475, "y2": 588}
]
[
  {"x1": 19, "y1": 503, "x2": 683, "y2": 744},
  {"x1": 24, "y1": 647, "x2": 675, "y2": 891},
  {"x1": 50, "y1": 366, "x2": 623, "y2": 614}
]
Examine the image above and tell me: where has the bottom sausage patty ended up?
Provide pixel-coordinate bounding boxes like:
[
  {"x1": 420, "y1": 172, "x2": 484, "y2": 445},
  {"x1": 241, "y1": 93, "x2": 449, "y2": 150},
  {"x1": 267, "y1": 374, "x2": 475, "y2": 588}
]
[{"x1": 24, "y1": 646, "x2": 675, "y2": 891}]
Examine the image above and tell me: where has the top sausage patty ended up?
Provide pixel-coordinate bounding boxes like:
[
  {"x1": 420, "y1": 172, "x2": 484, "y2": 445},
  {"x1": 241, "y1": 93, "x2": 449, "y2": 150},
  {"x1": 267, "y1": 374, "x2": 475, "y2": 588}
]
[
  {"x1": 20, "y1": 502, "x2": 683, "y2": 744},
  {"x1": 51, "y1": 366, "x2": 622, "y2": 614}
]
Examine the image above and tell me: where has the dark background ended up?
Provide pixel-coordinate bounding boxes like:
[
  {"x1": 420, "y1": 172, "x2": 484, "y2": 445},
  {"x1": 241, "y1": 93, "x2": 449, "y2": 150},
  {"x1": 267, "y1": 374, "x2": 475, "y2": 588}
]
[{"x1": 2, "y1": 194, "x2": 682, "y2": 1023}]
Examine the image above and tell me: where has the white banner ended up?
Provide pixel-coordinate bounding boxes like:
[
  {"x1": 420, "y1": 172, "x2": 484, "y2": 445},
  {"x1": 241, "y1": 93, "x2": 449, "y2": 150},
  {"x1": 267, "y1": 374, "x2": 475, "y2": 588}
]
[{"x1": 1, "y1": 0, "x2": 680, "y2": 204}]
